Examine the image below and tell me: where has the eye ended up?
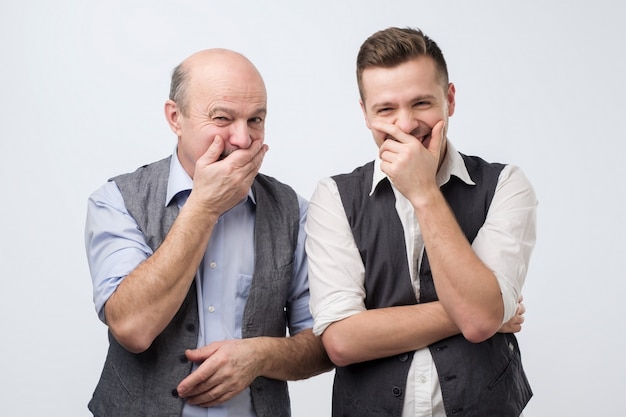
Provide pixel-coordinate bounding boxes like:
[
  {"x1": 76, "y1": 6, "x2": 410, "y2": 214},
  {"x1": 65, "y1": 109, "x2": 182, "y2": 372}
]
[
  {"x1": 413, "y1": 100, "x2": 432, "y2": 109},
  {"x1": 210, "y1": 114, "x2": 230, "y2": 123},
  {"x1": 211, "y1": 115, "x2": 232, "y2": 127},
  {"x1": 248, "y1": 117, "x2": 264, "y2": 127}
]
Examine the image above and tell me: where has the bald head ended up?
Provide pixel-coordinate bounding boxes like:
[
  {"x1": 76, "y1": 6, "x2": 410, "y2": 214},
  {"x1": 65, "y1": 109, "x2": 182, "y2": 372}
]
[
  {"x1": 165, "y1": 49, "x2": 268, "y2": 178},
  {"x1": 169, "y1": 49, "x2": 266, "y2": 116}
]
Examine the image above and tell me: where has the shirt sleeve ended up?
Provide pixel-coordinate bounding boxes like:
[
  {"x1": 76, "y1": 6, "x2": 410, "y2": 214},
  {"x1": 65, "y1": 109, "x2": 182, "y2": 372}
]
[
  {"x1": 286, "y1": 194, "x2": 315, "y2": 335},
  {"x1": 305, "y1": 177, "x2": 367, "y2": 336},
  {"x1": 84, "y1": 181, "x2": 153, "y2": 323},
  {"x1": 472, "y1": 164, "x2": 538, "y2": 323}
]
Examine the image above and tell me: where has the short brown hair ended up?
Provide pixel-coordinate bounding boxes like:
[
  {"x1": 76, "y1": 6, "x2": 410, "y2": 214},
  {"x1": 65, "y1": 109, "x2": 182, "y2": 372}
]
[{"x1": 356, "y1": 27, "x2": 449, "y2": 100}]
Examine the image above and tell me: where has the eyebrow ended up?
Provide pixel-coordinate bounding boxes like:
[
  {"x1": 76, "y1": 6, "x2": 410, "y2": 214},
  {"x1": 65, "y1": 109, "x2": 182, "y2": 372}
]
[
  {"x1": 208, "y1": 106, "x2": 267, "y2": 118},
  {"x1": 370, "y1": 94, "x2": 437, "y2": 110},
  {"x1": 370, "y1": 101, "x2": 395, "y2": 111}
]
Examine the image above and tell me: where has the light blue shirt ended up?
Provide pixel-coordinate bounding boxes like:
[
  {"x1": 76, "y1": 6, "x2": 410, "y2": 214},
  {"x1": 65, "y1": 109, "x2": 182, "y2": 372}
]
[{"x1": 85, "y1": 151, "x2": 313, "y2": 417}]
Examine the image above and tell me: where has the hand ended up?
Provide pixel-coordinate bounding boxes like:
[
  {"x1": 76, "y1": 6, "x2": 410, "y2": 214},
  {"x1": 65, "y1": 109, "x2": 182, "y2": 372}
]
[
  {"x1": 374, "y1": 119, "x2": 445, "y2": 204},
  {"x1": 176, "y1": 338, "x2": 262, "y2": 407},
  {"x1": 498, "y1": 295, "x2": 525, "y2": 334},
  {"x1": 189, "y1": 136, "x2": 268, "y2": 218}
]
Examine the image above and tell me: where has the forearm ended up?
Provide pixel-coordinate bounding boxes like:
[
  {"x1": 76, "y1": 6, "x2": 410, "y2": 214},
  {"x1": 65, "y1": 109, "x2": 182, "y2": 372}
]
[
  {"x1": 105, "y1": 200, "x2": 217, "y2": 353},
  {"x1": 321, "y1": 301, "x2": 458, "y2": 367},
  {"x1": 413, "y1": 187, "x2": 503, "y2": 342},
  {"x1": 254, "y1": 329, "x2": 333, "y2": 381}
]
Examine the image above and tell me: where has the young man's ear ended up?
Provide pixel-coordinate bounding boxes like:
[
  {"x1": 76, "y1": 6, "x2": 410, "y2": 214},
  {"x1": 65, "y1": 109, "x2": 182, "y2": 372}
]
[{"x1": 447, "y1": 83, "x2": 456, "y2": 117}]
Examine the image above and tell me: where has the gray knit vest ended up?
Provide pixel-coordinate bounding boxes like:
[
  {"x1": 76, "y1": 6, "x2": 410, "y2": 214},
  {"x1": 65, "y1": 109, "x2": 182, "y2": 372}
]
[
  {"x1": 88, "y1": 156, "x2": 300, "y2": 417},
  {"x1": 332, "y1": 154, "x2": 532, "y2": 417}
]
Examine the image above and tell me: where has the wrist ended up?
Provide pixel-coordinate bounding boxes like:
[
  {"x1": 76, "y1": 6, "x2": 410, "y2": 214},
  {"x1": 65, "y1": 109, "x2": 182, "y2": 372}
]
[
  {"x1": 183, "y1": 193, "x2": 222, "y2": 224},
  {"x1": 248, "y1": 337, "x2": 271, "y2": 378},
  {"x1": 410, "y1": 184, "x2": 443, "y2": 213}
]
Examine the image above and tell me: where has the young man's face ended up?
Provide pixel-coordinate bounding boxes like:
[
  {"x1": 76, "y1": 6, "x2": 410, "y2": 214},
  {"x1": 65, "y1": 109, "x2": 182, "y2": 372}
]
[{"x1": 360, "y1": 56, "x2": 456, "y2": 155}]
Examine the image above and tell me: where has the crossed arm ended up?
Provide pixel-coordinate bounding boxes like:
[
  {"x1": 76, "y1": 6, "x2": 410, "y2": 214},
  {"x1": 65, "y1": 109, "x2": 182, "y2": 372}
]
[{"x1": 306, "y1": 124, "x2": 535, "y2": 366}]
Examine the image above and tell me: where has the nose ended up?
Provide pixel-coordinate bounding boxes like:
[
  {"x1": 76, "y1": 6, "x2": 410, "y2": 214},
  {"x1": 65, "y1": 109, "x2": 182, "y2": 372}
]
[
  {"x1": 395, "y1": 109, "x2": 419, "y2": 134},
  {"x1": 227, "y1": 120, "x2": 253, "y2": 149}
]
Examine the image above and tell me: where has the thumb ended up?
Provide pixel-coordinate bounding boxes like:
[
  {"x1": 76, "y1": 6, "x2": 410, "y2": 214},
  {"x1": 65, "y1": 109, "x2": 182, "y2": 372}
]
[{"x1": 198, "y1": 135, "x2": 225, "y2": 166}]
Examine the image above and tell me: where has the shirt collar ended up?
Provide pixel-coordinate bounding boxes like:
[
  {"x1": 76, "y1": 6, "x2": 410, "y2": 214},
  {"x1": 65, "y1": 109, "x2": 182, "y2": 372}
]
[
  {"x1": 165, "y1": 147, "x2": 255, "y2": 207},
  {"x1": 369, "y1": 139, "x2": 475, "y2": 196}
]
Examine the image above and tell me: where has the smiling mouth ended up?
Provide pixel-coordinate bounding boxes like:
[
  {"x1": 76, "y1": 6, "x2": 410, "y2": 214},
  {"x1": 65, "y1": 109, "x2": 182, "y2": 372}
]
[{"x1": 385, "y1": 133, "x2": 430, "y2": 143}]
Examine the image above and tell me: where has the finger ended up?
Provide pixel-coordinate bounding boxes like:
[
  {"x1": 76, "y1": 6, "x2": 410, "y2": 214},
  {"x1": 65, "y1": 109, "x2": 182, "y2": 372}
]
[
  {"x1": 188, "y1": 385, "x2": 237, "y2": 407},
  {"x1": 228, "y1": 140, "x2": 268, "y2": 171},
  {"x1": 247, "y1": 143, "x2": 268, "y2": 172},
  {"x1": 378, "y1": 146, "x2": 400, "y2": 165},
  {"x1": 234, "y1": 144, "x2": 267, "y2": 187},
  {"x1": 427, "y1": 120, "x2": 446, "y2": 156},
  {"x1": 185, "y1": 345, "x2": 219, "y2": 362},
  {"x1": 186, "y1": 389, "x2": 220, "y2": 406},
  {"x1": 177, "y1": 362, "x2": 217, "y2": 398},
  {"x1": 371, "y1": 121, "x2": 415, "y2": 144},
  {"x1": 197, "y1": 135, "x2": 225, "y2": 166},
  {"x1": 179, "y1": 342, "x2": 231, "y2": 397}
]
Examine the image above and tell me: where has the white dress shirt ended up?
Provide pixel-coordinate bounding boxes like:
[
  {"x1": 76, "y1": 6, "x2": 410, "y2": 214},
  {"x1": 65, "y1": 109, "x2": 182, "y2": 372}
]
[{"x1": 305, "y1": 141, "x2": 537, "y2": 417}]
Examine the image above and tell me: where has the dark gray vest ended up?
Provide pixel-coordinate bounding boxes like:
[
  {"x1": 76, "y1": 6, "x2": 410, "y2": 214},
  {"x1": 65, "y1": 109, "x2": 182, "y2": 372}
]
[
  {"x1": 89, "y1": 156, "x2": 300, "y2": 417},
  {"x1": 332, "y1": 154, "x2": 532, "y2": 417}
]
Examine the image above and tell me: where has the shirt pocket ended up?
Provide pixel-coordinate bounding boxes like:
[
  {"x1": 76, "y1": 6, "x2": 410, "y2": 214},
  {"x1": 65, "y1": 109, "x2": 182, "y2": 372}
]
[
  {"x1": 235, "y1": 273, "x2": 253, "y2": 336},
  {"x1": 237, "y1": 273, "x2": 253, "y2": 297}
]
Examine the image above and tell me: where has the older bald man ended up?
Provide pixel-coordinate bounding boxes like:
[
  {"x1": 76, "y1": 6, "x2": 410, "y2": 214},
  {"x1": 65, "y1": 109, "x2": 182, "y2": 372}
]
[{"x1": 85, "y1": 49, "x2": 331, "y2": 417}]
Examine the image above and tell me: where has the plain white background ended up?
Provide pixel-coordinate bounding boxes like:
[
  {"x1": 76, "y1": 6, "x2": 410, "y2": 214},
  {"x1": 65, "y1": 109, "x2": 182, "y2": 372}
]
[{"x1": 1, "y1": 1, "x2": 624, "y2": 415}]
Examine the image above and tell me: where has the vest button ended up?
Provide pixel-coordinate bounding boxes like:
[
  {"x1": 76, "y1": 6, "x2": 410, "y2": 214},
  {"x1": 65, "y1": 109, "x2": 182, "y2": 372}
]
[
  {"x1": 392, "y1": 386, "x2": 402, "y2": 397},
  {"x1": 171, "y1": 388, "x2": 180, "y2": 398},
  {"x1": 398, "y1": 353, "x2": 409, "y2": 362},
  {"x1": 179, "y1": 354, "x2": 189, "y2": 363},
  {"x1": 185, "y1": 323, "x2": 196, "y2": 332}
]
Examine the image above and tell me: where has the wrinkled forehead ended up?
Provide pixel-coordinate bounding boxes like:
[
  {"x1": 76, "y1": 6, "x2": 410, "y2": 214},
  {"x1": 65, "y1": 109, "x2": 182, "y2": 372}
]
[
  {"x1": 187, "y1": 67, "x2": 267, "y2": 110},
  {"x1": 205, "y1": 88, "x2": 266, "y2": 116}
]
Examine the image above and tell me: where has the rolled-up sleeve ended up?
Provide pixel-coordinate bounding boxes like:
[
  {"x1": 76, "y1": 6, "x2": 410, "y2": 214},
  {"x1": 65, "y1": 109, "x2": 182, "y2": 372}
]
[
  {"x1": 85, "y1": 181, "x2": 152, "y2": 323},
  {"x1": 473, "y1": 165, "x2": 538, "y2": 323},
  {"x1": 305, "y1": 177, "x2": 367, "y2": 336},
  {"x1": 286, "y1": 195, "x2": 315, "y2": 335}
]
